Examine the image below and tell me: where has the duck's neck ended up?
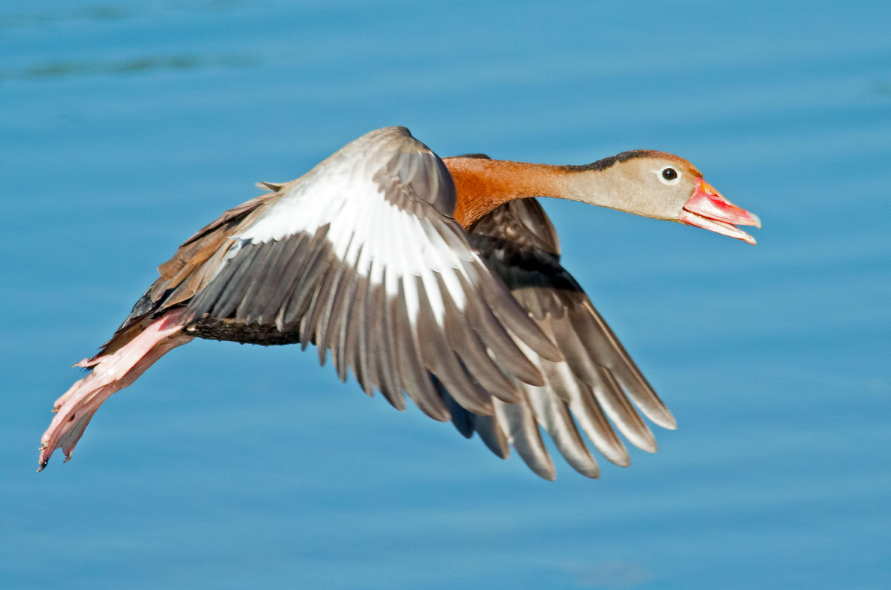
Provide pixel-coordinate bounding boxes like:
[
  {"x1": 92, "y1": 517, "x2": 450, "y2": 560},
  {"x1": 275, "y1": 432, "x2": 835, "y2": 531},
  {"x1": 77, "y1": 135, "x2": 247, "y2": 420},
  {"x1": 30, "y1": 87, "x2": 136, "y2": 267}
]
[{"x1": 444, "y1": 157, "x2": 626, "y2": 229}]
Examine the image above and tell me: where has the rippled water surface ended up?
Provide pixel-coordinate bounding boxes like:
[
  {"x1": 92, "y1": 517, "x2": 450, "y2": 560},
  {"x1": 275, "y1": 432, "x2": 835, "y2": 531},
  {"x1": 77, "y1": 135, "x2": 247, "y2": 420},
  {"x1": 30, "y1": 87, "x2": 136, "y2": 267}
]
[{"x1": 2, "y1": 1, "x2": 890, "y2": 588}]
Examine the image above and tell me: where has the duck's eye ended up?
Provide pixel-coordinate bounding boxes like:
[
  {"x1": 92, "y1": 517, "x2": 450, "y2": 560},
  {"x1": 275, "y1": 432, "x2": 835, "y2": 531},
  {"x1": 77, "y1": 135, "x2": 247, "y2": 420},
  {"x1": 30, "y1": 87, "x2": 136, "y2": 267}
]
[{"x1": 662, "y1": 167, "x2": 678, "y2": 181}]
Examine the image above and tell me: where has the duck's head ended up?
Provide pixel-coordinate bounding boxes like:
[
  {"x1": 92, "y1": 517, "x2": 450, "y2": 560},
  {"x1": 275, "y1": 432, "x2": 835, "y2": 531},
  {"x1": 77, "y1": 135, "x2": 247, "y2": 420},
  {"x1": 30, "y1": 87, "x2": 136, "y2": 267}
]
[{"x1": 565, "y1": 150, "x2": 761, "y2": 245}]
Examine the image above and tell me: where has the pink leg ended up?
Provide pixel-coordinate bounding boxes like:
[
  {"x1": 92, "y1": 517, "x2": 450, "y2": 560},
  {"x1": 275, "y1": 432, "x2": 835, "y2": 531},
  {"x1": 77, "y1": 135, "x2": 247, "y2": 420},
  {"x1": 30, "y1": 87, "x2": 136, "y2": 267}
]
[{"x1": 38, "y1": 309, "x2": 193, "y2": 471}]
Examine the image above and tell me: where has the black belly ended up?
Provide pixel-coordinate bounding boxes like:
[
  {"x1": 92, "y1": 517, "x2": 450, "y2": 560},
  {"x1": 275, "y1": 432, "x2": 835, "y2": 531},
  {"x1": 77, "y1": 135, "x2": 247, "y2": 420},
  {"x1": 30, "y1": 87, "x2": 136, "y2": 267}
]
[{"x1": 183, "y1": 316, "x2": 303, "y2": 346}]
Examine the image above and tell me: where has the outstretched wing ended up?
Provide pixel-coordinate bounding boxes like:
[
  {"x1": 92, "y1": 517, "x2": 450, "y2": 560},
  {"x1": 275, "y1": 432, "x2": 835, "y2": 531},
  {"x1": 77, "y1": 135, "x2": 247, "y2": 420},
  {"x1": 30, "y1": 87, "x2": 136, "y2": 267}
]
[
  {"x1": 182, "y1": 127, "x2": 561, "y2": 420},
  {"x1": 450, "y1": 195, "x2": 677, "y2": 479}
]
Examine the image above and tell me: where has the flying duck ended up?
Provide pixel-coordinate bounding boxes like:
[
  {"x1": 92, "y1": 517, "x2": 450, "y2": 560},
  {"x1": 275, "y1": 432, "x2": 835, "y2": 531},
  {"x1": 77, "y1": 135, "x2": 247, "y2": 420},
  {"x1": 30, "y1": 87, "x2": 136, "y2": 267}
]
[{"x1": 38, "y1": 126, "x2": 760, "y2": 479}]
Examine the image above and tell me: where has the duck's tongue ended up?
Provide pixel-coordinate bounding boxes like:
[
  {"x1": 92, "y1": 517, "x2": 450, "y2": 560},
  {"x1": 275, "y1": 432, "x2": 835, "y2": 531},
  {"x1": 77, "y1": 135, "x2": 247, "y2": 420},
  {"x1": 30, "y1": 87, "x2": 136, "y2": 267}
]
[{"x1": 679, "y1": 178, "x2": 761, "y2": 245}]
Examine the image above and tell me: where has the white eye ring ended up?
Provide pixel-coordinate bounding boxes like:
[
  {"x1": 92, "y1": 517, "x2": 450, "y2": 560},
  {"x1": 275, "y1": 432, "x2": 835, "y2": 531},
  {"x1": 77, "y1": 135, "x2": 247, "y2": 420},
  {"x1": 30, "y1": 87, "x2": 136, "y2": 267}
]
[{"x1": 657, "y1": 166, "x2": 681, "y2": 185}]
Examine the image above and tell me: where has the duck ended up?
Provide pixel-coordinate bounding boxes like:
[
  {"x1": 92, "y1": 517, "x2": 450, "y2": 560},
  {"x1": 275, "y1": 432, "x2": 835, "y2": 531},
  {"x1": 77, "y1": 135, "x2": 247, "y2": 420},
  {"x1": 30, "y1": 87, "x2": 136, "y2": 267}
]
[{"x1": 38, "y1": 126, "x2": 760, "y2": 479}]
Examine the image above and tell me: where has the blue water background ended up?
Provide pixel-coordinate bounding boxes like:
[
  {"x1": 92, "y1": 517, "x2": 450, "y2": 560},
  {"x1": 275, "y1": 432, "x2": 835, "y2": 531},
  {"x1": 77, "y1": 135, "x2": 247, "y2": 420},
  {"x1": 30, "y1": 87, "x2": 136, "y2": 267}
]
[{"x1": 2, "y1": 1, "x2": 890, "y2": 588}]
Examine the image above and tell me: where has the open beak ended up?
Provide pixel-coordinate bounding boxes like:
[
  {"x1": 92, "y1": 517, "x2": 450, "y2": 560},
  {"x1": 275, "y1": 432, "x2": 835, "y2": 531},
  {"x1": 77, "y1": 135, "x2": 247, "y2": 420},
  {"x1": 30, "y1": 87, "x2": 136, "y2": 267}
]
[{"x1": 679, "y1": 178, "x2": 761, "y2": 245}]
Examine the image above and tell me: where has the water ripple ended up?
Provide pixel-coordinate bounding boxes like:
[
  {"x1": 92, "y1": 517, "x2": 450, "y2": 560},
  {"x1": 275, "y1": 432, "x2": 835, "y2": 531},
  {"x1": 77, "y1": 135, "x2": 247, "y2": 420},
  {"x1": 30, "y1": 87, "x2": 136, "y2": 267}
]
[
  {"x1": 0, "y1": 1, "x2": 248, "y2": 29},
  {"x1": 0, "y1": 54, "x2": 258, "y2": 82}
]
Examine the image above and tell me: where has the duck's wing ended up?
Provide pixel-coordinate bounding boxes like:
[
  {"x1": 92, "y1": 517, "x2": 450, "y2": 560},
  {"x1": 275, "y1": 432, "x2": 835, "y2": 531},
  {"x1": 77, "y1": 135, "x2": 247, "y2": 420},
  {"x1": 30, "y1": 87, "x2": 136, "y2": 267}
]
[
  {"x1": 170, "y1": 127, "x2": 560, "y2": 420},
  {"x1": 453, "y1": 195, "x2": 677, "y2": 479}
]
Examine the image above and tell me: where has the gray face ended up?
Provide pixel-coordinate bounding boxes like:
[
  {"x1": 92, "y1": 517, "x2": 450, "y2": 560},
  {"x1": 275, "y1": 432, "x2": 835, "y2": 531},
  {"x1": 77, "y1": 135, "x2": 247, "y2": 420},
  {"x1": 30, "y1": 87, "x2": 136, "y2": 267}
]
[
  {"x1": 605, "y1": 154, "x2": 703, "y2": 221},
  {"x1": 578, "y1": 150, "x2": 760, "y2": 245}
]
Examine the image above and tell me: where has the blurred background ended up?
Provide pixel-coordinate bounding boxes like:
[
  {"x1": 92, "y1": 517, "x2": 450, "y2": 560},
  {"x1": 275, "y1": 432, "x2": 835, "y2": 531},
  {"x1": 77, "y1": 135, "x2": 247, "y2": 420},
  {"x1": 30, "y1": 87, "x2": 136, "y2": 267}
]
[{"x1": 2, "y1": 1, "x2": 890, "y2": 588}]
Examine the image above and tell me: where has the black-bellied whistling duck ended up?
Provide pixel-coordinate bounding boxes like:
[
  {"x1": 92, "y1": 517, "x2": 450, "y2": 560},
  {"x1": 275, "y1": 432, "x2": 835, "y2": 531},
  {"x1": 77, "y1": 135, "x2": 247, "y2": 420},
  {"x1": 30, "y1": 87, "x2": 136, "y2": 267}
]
[{"x1": 39, "y1": 126, "x2": 760, "y2": 479}]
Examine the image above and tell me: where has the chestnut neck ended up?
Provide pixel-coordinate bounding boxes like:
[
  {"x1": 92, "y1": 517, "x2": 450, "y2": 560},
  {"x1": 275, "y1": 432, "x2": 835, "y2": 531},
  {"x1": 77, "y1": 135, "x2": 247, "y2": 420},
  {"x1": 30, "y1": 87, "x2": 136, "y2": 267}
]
[{"x1": 444, "y1": 158, "x2": 573, "y2": 229}]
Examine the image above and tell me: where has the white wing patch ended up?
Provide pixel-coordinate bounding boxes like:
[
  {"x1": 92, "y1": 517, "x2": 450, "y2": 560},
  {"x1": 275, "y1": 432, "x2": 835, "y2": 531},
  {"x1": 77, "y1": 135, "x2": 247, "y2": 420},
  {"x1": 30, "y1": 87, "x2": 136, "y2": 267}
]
[{"x1": 236, "y1": 145, "x2": 470, "y2": 325}]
